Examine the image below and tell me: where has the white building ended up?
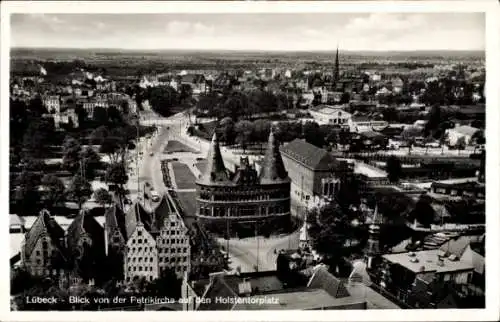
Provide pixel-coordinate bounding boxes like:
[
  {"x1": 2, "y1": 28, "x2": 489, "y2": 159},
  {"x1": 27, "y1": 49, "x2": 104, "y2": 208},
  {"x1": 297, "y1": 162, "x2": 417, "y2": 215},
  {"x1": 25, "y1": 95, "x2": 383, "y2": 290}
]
[
  {"x1": 43, "y1": 95, "x2": 61, "y2": 113},
  {"x1": 309, "y1": 105, "x2": 352, "y2": 126},
  {"x1": 446, "y1": 125, "x2": 480, "y2": 146}
]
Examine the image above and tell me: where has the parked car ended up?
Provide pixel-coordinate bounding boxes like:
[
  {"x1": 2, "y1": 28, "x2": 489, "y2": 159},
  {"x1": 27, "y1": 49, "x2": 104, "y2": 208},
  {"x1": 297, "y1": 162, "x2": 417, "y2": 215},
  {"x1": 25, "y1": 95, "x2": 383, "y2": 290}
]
[{"x1": 150, "y1": 152, "x2": 154, "y2": 156}]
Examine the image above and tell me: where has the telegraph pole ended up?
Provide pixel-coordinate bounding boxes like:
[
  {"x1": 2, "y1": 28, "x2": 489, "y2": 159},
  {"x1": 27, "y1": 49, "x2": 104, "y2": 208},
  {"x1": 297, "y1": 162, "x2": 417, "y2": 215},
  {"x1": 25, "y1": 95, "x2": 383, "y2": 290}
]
[{"x1": 256, "y1": 222, "x2": 259, "y2": 272}]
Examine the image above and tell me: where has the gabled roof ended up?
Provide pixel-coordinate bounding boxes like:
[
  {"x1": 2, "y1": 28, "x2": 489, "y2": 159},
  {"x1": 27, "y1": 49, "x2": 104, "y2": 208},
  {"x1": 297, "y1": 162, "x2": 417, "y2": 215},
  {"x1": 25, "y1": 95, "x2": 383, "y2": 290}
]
[
  {"x1": 125, "y1": 202, "x2": 152, "y2": 238},
  {"x1": 23, "y1": 209, "x2": 66, "y2": 257},
  {"x1": 259, "y1": 130, "x2": 289, "y2": 184},
  {"x1": 198, "y1": 273, "x2": 238, "y2": 310},
  {"x1": 66, "y1": 210, "x2": 105, "y2": 255},
  {"x1": 104, "y1": 203, "x2": 127, "y2": 240},
  {"x1": 307, "y1": 265, "x2": 350, "y2": 298},
  {"x1": 151, "y1": 195, "x2": 176, "y2": 233},
  {"x1": 279, "y1": 139, "x2": 339, "y2": 171}
]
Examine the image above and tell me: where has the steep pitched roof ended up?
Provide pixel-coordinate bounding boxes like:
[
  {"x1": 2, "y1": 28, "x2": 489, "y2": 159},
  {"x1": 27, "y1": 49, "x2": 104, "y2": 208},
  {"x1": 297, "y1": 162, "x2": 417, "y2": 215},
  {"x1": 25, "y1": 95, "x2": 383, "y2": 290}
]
[
  {"x1": 66, "y1": 210, "x2": 105, "y2": 255},
  {"x1": 307, "y1": 265, "x2": 350, "y2": 298},
  {"x1": 104, "y1": 203, "x2": 127, "y2": 240},
  {"x1": 23, "y1": 209, "x2": 66, "y2": 258},
  {"x1": 197, "y1": 132, "x2": 231, "y2": 185},
  {"x1": 280, "y1": 139, "x2": 338, "y2": 171},
  {"x1": 259, "y1": 130, "x2": 290, "y2": 184},
  {"x1": 124, "y1": 202, "x2": 152, "y2": 238},
  {"x1": 151, "y1": 195, "x2": 174, "y2": 233},
  {"x1": 198, "y1": 274, "x2": 238, "y2": 310}
]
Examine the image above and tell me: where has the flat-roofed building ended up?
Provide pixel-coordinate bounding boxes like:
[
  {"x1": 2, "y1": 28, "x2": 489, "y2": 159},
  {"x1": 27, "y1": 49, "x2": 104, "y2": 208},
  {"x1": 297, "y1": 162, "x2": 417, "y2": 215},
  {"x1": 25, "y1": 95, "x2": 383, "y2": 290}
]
[{"x1": 309, "y1": 104, "x2": 351, "y2": 127}]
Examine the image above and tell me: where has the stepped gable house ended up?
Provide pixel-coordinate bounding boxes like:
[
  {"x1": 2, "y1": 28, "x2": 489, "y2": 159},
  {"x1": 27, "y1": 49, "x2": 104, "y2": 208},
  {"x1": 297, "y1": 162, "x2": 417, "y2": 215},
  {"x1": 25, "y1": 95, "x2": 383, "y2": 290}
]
[
  {"x1": 115, "y1": 192, "x2": 191, "y2": 283},
  {"x1": 280, "y1": 139, "x2": 351, "y2": 201},
  {"x1": 195, "y1": 130, "x2": 291, "y2": 226}
]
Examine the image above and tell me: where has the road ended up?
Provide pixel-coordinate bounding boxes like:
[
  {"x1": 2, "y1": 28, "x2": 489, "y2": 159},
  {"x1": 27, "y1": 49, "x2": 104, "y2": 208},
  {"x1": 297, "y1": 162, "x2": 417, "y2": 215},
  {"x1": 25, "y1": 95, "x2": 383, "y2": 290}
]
[{"x1": 133, "y1": 110, "x2": 303, "y2": 273}]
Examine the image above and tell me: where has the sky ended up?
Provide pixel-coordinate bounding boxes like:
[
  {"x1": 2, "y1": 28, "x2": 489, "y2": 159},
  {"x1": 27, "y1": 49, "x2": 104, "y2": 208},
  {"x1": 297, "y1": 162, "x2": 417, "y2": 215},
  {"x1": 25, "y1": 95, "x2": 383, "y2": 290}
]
[{"x1": 10, "y1": 13, "x2": 485, "y2": 51}]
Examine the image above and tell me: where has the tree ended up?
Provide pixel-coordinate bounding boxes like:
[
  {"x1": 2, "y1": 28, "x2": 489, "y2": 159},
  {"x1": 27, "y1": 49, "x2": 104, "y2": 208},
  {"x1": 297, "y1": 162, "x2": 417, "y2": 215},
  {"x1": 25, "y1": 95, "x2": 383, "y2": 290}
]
[
  {"x1": 79, "y1": 147, "x2": 102, "y2": 181},
  {"x1": 12, "y1": 171, "x2": 41, "y2": 215},
  {"x1": 107, "y1": 105, "x2": 123, "y2": 125},
  {"x1": 456, "y1": 136, "x2": 467, "y2": 155},
  {"x1": 62, "y1": 136, "x2": 82, "y2": 173},
  {"x1": 94, "y1": 188, "x2": 112, "y2": 209},
  {"x1": 303, "y1": 121, "x2": 325, "y2": 148},
  {"x1": 307, "y1": 203, "x2": 352, "y2": 273},
  {"x1": 401, "y1": 126, "x2": 421, "y2": 155},
  {"x1": 424, "y1": 105, "x2": 442, "y2": 137},
  {"x1": 234, "y1": 120, "x2": 254, "y2": 153},
  {"x1": 22, "y1": 118, "x2": 55, "y2": 158},
  {"x1": 410, "y1": 194, "x2": 435, "y2": 228},
  {"x1": 340, "y1": 92, "x2": 351, "y2": 104},
  {"x1": 149, "y1": 86, "x2": 179, "y2": 117},
  {"x1": 218, "y1": 117, "x2": 235, "y2": 145},
  {"x1": 66, "y1": 174, "x2": 92, "y2": 210},
  {"x1": 252, "y1": 119, "x2": 271, "y2": 143},
  {"x1": 120, "y1": 100, "x2": 130, "y2": 115},
  {"x1": 40, "y1": 174, "x2": 66, "y2": 210},
  {"x1": 105, "y1": 162, "x2": 128, "y2": 198},
  {"x1": 146, "y1": 268, "x2": 182, "y2": 298},
  {"x1": 92, "y1": 106, "x2": 108, "y2": 126},
  {"x1": 386, "y1": 156, "x2": 402, "y2": 183}
]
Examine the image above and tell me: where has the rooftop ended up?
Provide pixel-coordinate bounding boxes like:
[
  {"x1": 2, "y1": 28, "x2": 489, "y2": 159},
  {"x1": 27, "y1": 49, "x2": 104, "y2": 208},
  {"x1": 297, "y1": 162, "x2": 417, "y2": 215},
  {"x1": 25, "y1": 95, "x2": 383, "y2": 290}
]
[
  {"x1": 448, "y1": 125, "x2": 480, "y2": 137},
  {"x1": 382, "y1": 249, "x2": 474, "y2": 274},
  {"x1": 232, "y1": 288, "x2": 364, "y2": 310}
]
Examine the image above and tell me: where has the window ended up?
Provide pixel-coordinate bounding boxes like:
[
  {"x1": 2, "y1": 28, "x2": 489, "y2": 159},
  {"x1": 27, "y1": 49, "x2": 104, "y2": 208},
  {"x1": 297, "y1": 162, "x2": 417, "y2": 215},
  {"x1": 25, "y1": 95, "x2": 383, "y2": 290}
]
[
  {"x1": 150, "y1": 257, "x2": 153, "y2": 262},
  {"x1": 138, "y1": 231, "x2": 142, "y2": 236},
  {"x1": 36, "y1": 251, "x2": 40, "y2": 256},
  {"x1": 138, "y1": 266, "x2": 143, "y2": 271},
  {"x1": 138, "y1": 257, "x2": 142, "y2": 263},
  {"x1": 132, "y1": 239, "x2": 135, "y2": 244},
  {"x1": 36, "y1": 259, "x2": 41, "y2": 265},
  {"x1": 150, "y1": 267, "x2": 153, "y2": 271},
  {"x1": 138, "y1": 239, "x2": 142, "y2": 244},
  {"x1": 183, "y1": 248, "x2": 187, "y2": 253},
  {"x1": 138, "y1": 247, "x2": 142, "y2": 252},
  {"x1": 149, "y1": 276, "x2": 153, "y2": 281},
  {"x1": 159, "y1": 257, "x2": 163, "y2": 263},
  {"x1": 171, "y1": 222, "x2": 175, "y2": 227}
]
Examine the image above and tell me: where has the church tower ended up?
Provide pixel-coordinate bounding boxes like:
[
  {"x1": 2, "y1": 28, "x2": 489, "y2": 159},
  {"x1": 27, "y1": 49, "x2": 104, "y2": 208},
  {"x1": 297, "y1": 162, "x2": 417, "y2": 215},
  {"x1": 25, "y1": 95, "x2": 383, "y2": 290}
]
[{"x1": 333, "y1": 45, "x2": 340, "y2": 85}]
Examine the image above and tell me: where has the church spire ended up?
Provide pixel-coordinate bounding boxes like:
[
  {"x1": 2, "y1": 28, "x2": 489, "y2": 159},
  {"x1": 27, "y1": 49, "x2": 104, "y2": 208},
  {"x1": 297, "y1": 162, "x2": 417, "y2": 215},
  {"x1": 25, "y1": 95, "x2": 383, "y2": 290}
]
[
  {"x1": 199, "y1": 132, "x2": 229, "y2": 183},
  {"x1": 259, "y1": 128, "x2": 289, "y2": 184},
  {"x1": 333, "y1": 45, "x2": 340, "y2": 84}
]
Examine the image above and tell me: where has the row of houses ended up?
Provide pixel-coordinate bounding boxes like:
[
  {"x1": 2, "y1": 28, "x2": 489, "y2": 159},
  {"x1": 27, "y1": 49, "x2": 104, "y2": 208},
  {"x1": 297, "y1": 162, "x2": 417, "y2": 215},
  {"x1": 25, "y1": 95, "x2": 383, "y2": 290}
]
[{"x1": 16, "y1": 191, "x2": 192, "y2": 287}]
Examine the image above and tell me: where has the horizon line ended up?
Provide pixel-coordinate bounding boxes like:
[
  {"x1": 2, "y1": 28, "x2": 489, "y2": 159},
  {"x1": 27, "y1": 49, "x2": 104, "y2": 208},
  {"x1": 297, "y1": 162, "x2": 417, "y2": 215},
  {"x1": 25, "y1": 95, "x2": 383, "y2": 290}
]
[{"x1": 10, "y1": 46, "x2": 485, "y2": 54}]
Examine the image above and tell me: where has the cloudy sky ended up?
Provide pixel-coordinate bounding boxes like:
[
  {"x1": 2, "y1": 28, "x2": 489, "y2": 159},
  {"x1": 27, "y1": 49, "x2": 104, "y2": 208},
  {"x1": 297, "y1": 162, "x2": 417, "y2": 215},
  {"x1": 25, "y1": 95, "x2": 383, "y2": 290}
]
[{"x1": 10, "y1": 13, "x2": 484, "y2": 51}]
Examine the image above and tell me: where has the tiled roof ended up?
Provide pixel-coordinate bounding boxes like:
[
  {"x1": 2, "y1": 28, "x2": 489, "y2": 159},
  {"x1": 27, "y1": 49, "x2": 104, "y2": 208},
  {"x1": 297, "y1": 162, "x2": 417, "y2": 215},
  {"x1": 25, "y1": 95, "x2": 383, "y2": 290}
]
[
  {"x1": 151, "y1": 195, "x2": 175, "y2": 233},
  {"x1": 104, "y1": 203, "x2": 127, "y2": 240},
  {"x1": 24, "y1": 210, "x2": 66, "y2": 258},
  {"x1": 307, "y1": 265, "x2": 350, "y2": 298},
  {"x1": 198, "y1": 274, "x2": 238, "y2": 310},
  {"x1": 259, "y1": 130, "x2": 289, "y2": 184},
  {"x1": 280, "y1": 139, "x2": 339, "y2": 171},
  {"x1": 124, "y1": 202, "x2": 151, "y2": 238},
  {"x1": 66, "y1": 210, "x2": 105, "y2": 256}
]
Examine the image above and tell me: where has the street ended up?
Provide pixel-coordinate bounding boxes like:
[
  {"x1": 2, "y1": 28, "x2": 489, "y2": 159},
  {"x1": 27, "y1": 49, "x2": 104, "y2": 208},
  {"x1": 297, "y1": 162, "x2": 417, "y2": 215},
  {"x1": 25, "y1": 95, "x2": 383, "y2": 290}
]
[{"x1": 132, "y1": 110, "x2": 302, "y2": 273}]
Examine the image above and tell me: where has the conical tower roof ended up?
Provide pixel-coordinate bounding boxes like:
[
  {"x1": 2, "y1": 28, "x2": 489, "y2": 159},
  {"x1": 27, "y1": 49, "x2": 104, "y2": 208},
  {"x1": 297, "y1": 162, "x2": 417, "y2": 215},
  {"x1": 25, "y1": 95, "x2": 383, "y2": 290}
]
[
  {"x1": 197, "y1": 132, "x2": 230, "y2": 185},
  {"x1": 259, "y1": 129, "x2": 289, "y2": 184}
]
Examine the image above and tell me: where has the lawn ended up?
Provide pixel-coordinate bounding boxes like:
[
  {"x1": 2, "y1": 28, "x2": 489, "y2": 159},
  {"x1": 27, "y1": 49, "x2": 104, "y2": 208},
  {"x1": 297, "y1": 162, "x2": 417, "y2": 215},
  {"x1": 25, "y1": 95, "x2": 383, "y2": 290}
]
[
  {"x1": 195, "y1": 160, "x2": 207, "y2": 174},
  {"x1": 172, "y1": 162, "x2": 197, "y2": 189},
  {"x1": 164, "y1": 140, "x2": 198, "y2": 153},
  {"x1": 176, "y1": 191, "x2": 197, "y2": 220}
]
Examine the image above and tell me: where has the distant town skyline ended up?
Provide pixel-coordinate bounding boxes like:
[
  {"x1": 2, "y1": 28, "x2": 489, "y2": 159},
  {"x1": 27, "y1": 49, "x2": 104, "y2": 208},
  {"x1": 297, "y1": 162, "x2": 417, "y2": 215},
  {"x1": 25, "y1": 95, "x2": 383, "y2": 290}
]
[{"x1": 10, "y1": 13, "x2": 485, "y2": 52}]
